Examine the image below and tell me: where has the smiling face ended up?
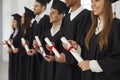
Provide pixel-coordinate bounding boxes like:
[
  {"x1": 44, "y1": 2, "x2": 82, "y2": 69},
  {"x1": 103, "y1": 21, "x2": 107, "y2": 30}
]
[
  {"x1": 91, "y1": 0, "x2": 105, "y2": 17},
  {"x1": 49, "y1": 8, "x2": 63, "y2": 24},
  {"x1": 12, "y1": 19, "x2": 17, "y2": 29}
]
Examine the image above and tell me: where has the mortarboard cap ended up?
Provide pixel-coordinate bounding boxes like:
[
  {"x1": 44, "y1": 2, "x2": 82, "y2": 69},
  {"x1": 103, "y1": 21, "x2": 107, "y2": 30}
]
[
  {"x1": 51, "y1": 0, "x2": 68, "y2": 14},
  {"x1": 36, "y1": 0, "x2": 51, "y2": 6},
  {"x1": 24, "y1": 7, "x2": 35, "y2": 19},
  {"x1": 110, "y1": 0, "x2": 119, "y2": 3},
  {"x1": 12, "y1": 14, "x2": 21, "y2": 22}
]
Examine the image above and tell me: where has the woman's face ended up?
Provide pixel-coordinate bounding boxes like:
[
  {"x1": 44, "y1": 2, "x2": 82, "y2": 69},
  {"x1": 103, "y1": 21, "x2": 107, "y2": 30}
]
[
  {"x1": 12, "y1": 19, "x2": 17, "y2": 29},
  {"x1": 21, "y1": 14, "x2": 25, "y2": 25},
  {"x1": 91, "y1": 0, "x2": 104, "y2": 17}
]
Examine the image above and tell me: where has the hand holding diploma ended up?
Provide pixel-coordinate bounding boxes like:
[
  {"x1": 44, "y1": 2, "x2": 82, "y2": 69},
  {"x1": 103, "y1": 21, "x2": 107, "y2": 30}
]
[
  {"x1": 21, "y1": 38, "x2": 30, "y2": 53},
  {"x1": 61, "y1": 37, "x2": 83, "y2": 63},
  {"x1": 35, "y1": 36, "x2": 46, "y2": 57},
  {"x1": 1, "y1": 40, "x2": 13, "y2": 53},
  {"x1": 44, "y1": 37, "x2": 61, "y2": 57},
  {"x1": 7, "y1": 39, "x2": 15, "y2": 50},
  {"x1": 1, "y1": 40, "x2": 9, "y2": 48}
]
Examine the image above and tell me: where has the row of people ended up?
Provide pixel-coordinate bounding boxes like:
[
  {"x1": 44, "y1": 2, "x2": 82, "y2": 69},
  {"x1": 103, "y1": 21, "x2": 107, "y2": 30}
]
[{"x1": 5, "y1": 0, "x2": 120, "y2": 80}]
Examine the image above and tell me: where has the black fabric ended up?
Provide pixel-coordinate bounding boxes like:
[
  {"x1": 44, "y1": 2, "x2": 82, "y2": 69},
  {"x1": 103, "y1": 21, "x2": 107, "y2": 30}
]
[
  {"x1": 17, "y1": 27, "x2": 32, "y2": 80},
  {"x1": 81, "y1": 18, "x2": 120, "y2": 80},
  {"x1": 27, "y1": 15, "x2": 52, "y2": 80},
  {"x1": 60, "y1": 9, "x2": 91, "y2": 80},
  {"x1": 36, "y1": 0, "x2": 51, "y2": 6},
  {"x1": 110, "y1": 0, "x2": 119, "y2": 3},
  {"x1": 40, "y1": 26, "x2": 63, "y2": 80},
  {"x1": 9, "y1": 30, "x2": 21, "y2": 80}
]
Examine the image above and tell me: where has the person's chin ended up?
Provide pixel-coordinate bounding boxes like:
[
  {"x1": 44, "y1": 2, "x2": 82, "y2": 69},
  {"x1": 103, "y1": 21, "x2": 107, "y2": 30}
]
[
  {"x1": 50, "y1": 20, "x2": 53, "y2": 23},
  {"x1": 35, "y1": 12, "x2": 39, "y2": 15},
  {"x1": 93, "y1": 12, "x2": 99, "y2": 16},
  {"x1": 65, "y1": 3, "x2": 69, "y2": 7}
]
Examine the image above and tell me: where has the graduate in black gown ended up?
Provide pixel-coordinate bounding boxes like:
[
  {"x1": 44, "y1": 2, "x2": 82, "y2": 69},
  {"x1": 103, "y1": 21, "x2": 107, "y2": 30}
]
[
  {"x1": 56, "y1": 0, "x2": 91, "y2": 80},
  {"x1": 33, "y1": 0, "x2": 68, "y2": 80},
  {"x1": 8, "y1": 14, "x2": 21, "y2": 80},
  {"x1": 27, "y1": 0, "x2": 52, "y2": 80},
  {"x1": 63, "y1": 0, "x2": 120, "y2": 80},
  {"x1": 17, "y1": 7, "x2": 35, "y2": 80}
]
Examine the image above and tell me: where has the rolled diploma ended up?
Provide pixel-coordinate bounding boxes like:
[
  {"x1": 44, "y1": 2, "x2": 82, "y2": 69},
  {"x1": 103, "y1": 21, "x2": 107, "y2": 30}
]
[
  {"x1": 21, "y1": 38, "x2": 30, "y2": 52},
  {"x1": 2, "y1": 41, "x2": 9, "y2": 49},
  {"x1": 61, "y1": 37, "x2": 83, "y2": 62},
  {"x1": 35, "y1": 36, "x2": 46, "y2": 57},
  {"x1": 7, "y1": 40, "x2": 15, "y2": 50},
  {"x1": 44, "y1": 37, "x2": 60, "y2": 57}
]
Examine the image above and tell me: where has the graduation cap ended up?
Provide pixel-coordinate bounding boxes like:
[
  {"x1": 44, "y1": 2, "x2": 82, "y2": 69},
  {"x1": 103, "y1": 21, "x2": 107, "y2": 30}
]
[
  {"x1": 24, "y1": 7, "x2": 35, "y2": 19},
  {"x1": 51, "y1": 0, "x2": 68, "y2": 14},
  {"x1": 36, "y1": 0, "x2": 51, "y2": 6},
  {"x1": 12, "y1": 14, "x2": 21, "y2": 22},
  {"x1": 110, "y1": 0, "x2": 119, "y2": 3}
]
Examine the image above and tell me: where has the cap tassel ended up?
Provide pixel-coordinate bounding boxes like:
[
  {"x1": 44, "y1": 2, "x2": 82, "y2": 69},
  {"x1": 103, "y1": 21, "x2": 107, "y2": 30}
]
[{"x1": 114, "y1": 2, "x2": 117, "y2": 18}]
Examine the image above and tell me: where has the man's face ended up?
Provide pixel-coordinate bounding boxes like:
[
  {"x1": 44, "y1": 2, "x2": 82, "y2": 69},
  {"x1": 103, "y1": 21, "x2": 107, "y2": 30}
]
[
  {"x1": 65, "y1": 0, "x2": 78, "y2": 7},
  {"x1": 49, "y1": 8, "x2": 63, "y2": 24},
  {"x1": 34, "y1": 1, "x2": 43, "y2": 15}
]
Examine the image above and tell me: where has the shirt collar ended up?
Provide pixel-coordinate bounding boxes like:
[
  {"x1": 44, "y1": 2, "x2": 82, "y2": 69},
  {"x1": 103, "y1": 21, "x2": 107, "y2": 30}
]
[
  {"x1": 68, "y1": 6, "x2": 85, "y2": 21},
  {"x1": 35, "y1": 12, "x2": 46, "y2": 23},
  {"x1": 14, "y1": 29, "x2": 19, "y2": 33},
  {"x1": 50, "y1": 24, "x2": 61, "y2": 37},
  {"x1": 13, "y1": 29, "x2": 19, "y2": 38},
  {"x1": 95, "y1": 18, "x2": 104, "y2": 35}
]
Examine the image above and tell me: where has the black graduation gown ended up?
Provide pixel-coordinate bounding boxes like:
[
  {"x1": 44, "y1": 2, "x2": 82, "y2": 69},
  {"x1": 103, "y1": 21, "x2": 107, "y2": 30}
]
[
  {"x1": 27, "y1": 15, "x2": 52, "y2": 80},
  {"x1": 81, "y1": 18, "x2": 120, "y2": 80},
  {"x1": 40, "y1": 27, "x2": 63, "y2": 80},
  {"x1": 9, "y1": 30, "x2": 21, "y2": 80},
  {"x1": 18, "y1": 28, "x2": 32, "y2": 80},
  {"x1": 60, "y1": 9, "x2": 91, "y2": 80}
]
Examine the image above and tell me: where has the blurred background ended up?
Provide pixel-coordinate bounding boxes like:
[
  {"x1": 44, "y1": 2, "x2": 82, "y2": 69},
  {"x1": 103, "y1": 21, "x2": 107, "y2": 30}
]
[{"x1": 0, "y1": 0, "x2": 120, "y2": 80}]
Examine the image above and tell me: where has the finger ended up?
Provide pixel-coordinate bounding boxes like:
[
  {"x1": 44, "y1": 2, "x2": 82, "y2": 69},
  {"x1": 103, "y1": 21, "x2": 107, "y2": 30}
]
[
  {"x1": 62, "y1": 43, "x2": 65, "y2": 47},
  {"x1": 33, "y1": 40, "x2": 36, "y2": 43},
  {"x1": 45, "y1": 57, "x2": 50, "y2": 62},
  {"x1": 78, "y1": 62, "x2": 81, "y2": 66}
]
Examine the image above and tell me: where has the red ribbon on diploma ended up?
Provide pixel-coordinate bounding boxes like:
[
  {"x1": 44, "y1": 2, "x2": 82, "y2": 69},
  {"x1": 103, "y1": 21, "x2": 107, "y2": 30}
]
[
  {"x1": 49, "y1": 46, "x2": 58, "y2": 56},
  {"x1": 68, "y1": 46, "x2": 73, "y2": 51},
  {"x1": 68, "y1": 46, "x2": 76, "y2": 53}
]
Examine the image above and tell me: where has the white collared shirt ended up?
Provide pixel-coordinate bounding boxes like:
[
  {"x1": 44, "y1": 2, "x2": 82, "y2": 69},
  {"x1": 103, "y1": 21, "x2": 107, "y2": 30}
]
[
  {"x1": 35, "y1": 12, "x2": 46, "y2": 23},
  {"x1": 50, "y1": 24, "x2": 61, "y2": 37},
  {"x1": 69, "y1": 6, "x2": 85, "y2": 21},
  {"x1": 13, "y1": 29, "x2": 19, "y2": 38},
  {"x1": 95, "y1": 18, "x2": 104, "y2": 35}
]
